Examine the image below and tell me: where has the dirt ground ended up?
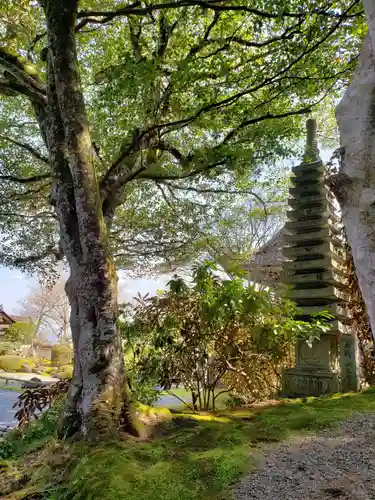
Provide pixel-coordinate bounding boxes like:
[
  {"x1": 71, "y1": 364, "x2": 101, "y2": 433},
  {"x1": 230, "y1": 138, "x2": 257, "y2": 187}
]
[{"x1": 235, "y1": 413, "x2": 375, "y2": 500}]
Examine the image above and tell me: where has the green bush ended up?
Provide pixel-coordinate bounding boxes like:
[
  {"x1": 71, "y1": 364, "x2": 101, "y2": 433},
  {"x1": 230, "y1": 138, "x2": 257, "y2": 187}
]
[
  {"x1": 0, "y1": 398, "x2": 66, "y2": 460},
  {"x1": 42, "y1": 366, "x2": 56, "y2": 375},
  {"x1": 3, "y1": 321, "x2": 35, "y2": 344},
  {"x1": 0, "y1": 341, "x2": 16, "y2": 356},
  {"x1": 51, "y1": 344, "x2": 73, "y2": 367},
  {"x1": 0, "y1": 355, "x2": 25, "y2": 372},
  {"x1": 56, "y1": 364, "x2": 73, "y2": 379}
]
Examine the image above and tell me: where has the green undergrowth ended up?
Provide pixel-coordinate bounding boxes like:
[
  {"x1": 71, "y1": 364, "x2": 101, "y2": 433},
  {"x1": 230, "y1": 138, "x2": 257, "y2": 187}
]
[
  {"x1": 0, "y1": 384, "x2": 22, "y2": 392},
  {"x1": 2, "y1": 390, "x2": 375, "y2": 500}
]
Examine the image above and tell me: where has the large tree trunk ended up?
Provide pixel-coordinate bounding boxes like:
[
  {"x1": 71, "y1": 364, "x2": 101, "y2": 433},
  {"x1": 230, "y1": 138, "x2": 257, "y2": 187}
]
[
  {"x1": 62, "y1": 263, "x2": 139, "y2": 437},
  {"x1": 37, "y1": 0, "x2": 139, "y2": 437},
  {"x1": 334, "y1": 1, "x2": 375, "y2": 339}
]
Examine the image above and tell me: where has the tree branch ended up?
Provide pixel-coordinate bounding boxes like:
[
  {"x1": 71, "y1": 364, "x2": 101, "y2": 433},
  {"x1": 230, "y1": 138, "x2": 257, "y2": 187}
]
[
  {"x1": 159, "y1": 182, "x2": 267, "y2": 209},
  {"x1": 0, "y1": 48, "x2": 46, "y2": 105},
  {"x1": 0, "y1": 173, "x2": 50, "y2": 183},
  {"x1": 78, "y1": 1, "x2": 363, "y2": 23},
  {"x1": 222, "y1": 106, "x2": 313, "y2": 144},
  {"x1": 137, "y1": 160, "x2": 225, "y2": 181},
  {"x1": 1, "y1": 245, "x2": 63, "y2": 267},
  {"x1": 0, "y1": 134, "x2": 49, "y2": 163},
  {"x1": 152, "y1": 13, "x2": 347, "y2": 134}
]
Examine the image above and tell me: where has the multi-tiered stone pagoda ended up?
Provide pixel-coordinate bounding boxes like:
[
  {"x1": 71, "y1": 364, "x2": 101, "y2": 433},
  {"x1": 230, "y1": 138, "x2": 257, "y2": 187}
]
[{"x1": 281, "y1": 119, "x2": 360, "y2": 396}]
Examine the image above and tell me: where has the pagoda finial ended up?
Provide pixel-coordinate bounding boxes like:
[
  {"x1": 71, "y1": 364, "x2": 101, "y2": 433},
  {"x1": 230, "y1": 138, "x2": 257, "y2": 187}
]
[{"x1": 304, "y1": 118, "x2": 319, "y2": 163}]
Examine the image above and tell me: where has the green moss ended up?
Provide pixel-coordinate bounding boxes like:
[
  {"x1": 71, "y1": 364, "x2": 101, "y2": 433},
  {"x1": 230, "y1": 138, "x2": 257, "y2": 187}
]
[{"x1": 3, "y1": 391, "x2": 375, "y2": 500}]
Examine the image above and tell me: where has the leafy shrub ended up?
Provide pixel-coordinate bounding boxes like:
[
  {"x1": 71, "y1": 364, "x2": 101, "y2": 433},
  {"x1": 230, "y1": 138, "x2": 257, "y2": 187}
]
[
  {"x1": 0, "y1": 341, "x2": 16, "y2": 356},
  {"x1": 42, "y1": 366, "x2": 57, "y2": 375},
  {"x1": 0, "y1": 397, "x2": 66, "y2": 460},
  {"x1": 120, "y1": 262, "x2": 330, "y2": 410},
  {"x1": 0, "y1": 355, "x2": 25, "y2": 371},
  {"x1": 129, "y1": 379, "x2": 160, "y2": 406},
  {"x1": 2, "y1": 321, "x2": 35, "y2": 344},
  {"x1": 51, "y1": 344, "x2": 73, "y2": 367},
  {"x1": 56, "y1": 365, "x2": 73, "y2": 379},
  {"x1": 13, "y1": 379, "x2": 70, "y2": 427}
]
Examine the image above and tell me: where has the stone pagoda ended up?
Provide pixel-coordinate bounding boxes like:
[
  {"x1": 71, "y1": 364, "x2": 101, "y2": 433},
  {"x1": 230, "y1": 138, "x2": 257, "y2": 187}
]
[{"x1": 281, "y1": 119, "x2": 360, "y2": 396}]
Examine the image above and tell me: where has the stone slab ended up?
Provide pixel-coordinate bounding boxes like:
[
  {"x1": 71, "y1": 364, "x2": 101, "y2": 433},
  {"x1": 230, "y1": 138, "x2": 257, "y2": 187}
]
[
  {"x1": 285, "y1": 219, "x2": 342, "y2": 234},
  {"x1": 297, "y1": 303, "x2": 349, "y2": 320},
  {"x1": 282, "y1": 242, "x2": 345, "y2": 260},
  {"x1": 340, "y1": 334, "x2": 361, "y2": 392},
  {"x1": 291, "y1": 170, "x2": 324, "y2": 184},
  {"x1": 0, "y1": 373, "x2": 57, "y2": 384},
  {"x1": 289, "y1": 183, "x2": 324, "y2": 197},
  {"x1": 282, "y1": 367, "x2": 340, "y2": 396},
  {"x1": 284, "y1": 230, "x2": 343, "y2": 247},
  {"x1": 292, "y1": 160, "x2": 324, "y2": 175},
  {"x1": 286, "y1": 286, "x2": 348, "y2": 302},
  {"x1": 285, "y1": 219, "x2": 329, "y2": 233},
  {"x1": 287, "y1": 199, "x2": 338, "y2": 218},
  {"x1": 288, "y1": 194, "x2": 332, "y2": 209},
  {"x1": 286, "y1": 205, "x2": 339, "y2": 221},
  {"x1": 283, "y1": 255, "x2": 345, "y2": 273},
  {"x1": 281, "y1": 270, "x2": 347, "y2": 287}
]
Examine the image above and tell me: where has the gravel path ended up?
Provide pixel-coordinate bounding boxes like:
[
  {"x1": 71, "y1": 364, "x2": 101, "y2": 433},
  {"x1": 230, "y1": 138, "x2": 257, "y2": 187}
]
[{"x1": 235, "y1": 413, "x2": 375, "y2": 500}]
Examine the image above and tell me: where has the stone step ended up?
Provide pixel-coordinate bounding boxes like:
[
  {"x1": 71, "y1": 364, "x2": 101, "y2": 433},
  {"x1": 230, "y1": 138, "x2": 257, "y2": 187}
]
[
  {"x1": 289, "y1": 182, "x2": 325, "y2": 197},
  {"x1": 284, "y1": 233, "x2": 343, "y2": 250},
  {"x1": 296, "y1": 303, "x2": 349, "y2": 320},
  {"x1": 285, "y1": 219, "x2": 342, "y2": 235},
  {"x1": 282, "y1": 241, "x2": 346, "y2": 260},
  {"x1": 291, "y1": 170, "x2": 324, "y2": 184},
  {"x1": 286, "y1": 204, "x2": 339, "y2": 221},
  {"x1": 286, "y1": 286, "x2": 348, "y2": 302},
  {"x1": 288, "y1": 193, "x2": 334, "y2": 209},
  {"x1": 284, "y1": 228, "x2": 331, "y2": 245},
  {"x1": 292, "y1": 160, "x2": 324, "y2": 176},
  {"x1": 283, "y1": 255, "x2": 346, "y2": 272},
  {"x1": 281, "y1": 270, "x2": 347, "y2": 287}
]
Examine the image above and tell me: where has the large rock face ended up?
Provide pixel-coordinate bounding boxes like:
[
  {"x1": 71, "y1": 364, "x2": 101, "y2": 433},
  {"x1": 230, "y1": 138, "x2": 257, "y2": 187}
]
[{"x1": 281, "y1": 119, "x2": 360, "y2": 397}]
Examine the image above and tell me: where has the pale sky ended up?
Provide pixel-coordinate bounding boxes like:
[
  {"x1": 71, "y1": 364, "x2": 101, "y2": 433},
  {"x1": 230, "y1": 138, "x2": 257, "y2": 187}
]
[{"x1": 0, "y1": 266, "x2": 167, "y2": 314}]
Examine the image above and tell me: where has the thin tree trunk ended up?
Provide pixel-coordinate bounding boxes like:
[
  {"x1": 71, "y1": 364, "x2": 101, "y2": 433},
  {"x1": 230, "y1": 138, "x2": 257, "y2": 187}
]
[{"x1": 334, "y1": 1, "x2": 375, "y2": 338}]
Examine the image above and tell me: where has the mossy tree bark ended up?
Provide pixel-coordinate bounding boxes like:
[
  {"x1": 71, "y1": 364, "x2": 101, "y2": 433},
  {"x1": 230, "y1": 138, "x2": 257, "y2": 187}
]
[
  {"x1": 335, "y1": 0, "x2": 375, "y2": 341},
  {"x1": 32, "y1": 0, "x2": 139, "y2": 437}
]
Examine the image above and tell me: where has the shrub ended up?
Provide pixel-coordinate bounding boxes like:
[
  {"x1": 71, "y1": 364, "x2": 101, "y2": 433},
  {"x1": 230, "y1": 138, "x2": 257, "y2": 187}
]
[
  {"x1": 2, "y1": 322, "x2": 35, "y2": 344},
  {"x1": 0, "y1": 355, "x2": 25, "y2": 372},
  {"x1": 0, "y1": 341, "x2": 16, "y2": 356},
  {"x1": 0, "y1": 397, "x2": 66, "y2": 459},
  {"x1": 42, "y1": 366, "x2": 56, "y2": 375},
  {"x1": 56, "y1": 365, "x2": 73, "y2": 379},
  {"x1": 51, "y1": 344, "x2": 73, "y2": 367},
  {"x1": 120, "y1": 262, "x2": 331, "y2": 410}
]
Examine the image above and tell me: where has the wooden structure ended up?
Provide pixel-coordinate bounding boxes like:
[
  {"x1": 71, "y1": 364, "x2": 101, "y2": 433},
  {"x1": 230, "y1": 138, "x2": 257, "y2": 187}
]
[{"x1": 0, "y1": 310, "x2": 16, "y2": 336}]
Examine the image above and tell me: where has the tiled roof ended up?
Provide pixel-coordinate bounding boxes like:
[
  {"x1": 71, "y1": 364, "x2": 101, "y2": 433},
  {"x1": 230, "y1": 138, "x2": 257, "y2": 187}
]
[{"x1": 246, "y1": 228, "x2": 288, "y2": 270}]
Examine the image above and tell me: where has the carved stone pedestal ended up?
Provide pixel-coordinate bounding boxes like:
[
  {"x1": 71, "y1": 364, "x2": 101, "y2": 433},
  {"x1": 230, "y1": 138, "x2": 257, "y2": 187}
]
[{"x1": 283, "y1": 368, "x2": 340, "y2": 396}]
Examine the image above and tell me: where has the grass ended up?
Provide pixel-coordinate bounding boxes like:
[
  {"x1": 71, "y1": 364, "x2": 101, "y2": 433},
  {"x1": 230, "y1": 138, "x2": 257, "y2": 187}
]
[
  {"x1": 0, "y1": 384, "x2": 22, "y2": 392},
  {"x1": 159, "y1": 387, "x2": 230, "y2": 409},
  {"x1": 2, "y1": 390, "x2": 375, "y2": 500}
]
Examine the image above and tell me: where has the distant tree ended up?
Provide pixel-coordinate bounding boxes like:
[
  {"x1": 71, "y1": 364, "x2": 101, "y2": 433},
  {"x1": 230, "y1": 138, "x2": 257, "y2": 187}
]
[
  {"x1": 19, "y1": 277, "x2": 70, "y2": 342},
  {"x1": 3, "y1": 321, "x2": 35, "y2": 345}
]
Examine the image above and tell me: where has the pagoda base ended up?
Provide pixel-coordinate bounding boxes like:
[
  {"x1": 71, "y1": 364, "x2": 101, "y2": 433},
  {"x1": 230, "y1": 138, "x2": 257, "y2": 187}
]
[{"x1": 281, "y1": 367, "x2": 339, "y2": 397}]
